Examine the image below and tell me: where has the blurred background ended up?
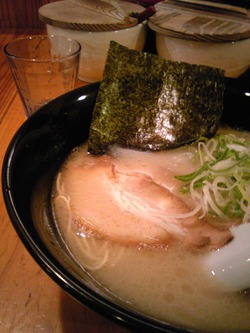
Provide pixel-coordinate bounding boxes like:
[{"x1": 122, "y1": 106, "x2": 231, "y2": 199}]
[{"x1": 0, "y1": 0, "x2": 56, "y2": 30}]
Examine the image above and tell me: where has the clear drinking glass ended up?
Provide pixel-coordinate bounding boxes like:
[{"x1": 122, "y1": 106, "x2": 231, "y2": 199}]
[{"x1": 4, "y1": 35, "x2": 81, "y2": 117}]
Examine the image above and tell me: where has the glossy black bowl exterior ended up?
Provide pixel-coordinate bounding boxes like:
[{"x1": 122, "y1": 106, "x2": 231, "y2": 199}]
[{"x1": 2, "y1": 79, "x2": 249, "y2": 333}]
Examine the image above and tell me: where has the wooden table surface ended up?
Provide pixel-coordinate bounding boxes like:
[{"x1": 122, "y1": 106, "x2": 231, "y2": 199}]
[{"x1": 0, "y1": 29, "x2": 134, "y2": 333}]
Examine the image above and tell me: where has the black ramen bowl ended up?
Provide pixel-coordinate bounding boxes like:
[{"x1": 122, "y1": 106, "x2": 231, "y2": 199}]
[{"x1": 2, "y1": 78, "x2": 250, "y2": 333}]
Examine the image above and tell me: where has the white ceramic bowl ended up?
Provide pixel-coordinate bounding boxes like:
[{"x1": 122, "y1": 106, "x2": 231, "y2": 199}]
[
  {"x1": 46, "y1": 23, "x2": 147, "y2": 83},
  {"x1": 153, "y1": 32, "x2": 250, "y2": 78},
  {"x1": 148, "y1": 1, "x2": 250, "y2": 78}
]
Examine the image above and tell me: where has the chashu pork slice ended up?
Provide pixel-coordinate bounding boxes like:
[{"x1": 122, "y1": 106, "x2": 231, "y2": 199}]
[{"x1": 55, "y1": 156, "x2": 232, "y2": 250}]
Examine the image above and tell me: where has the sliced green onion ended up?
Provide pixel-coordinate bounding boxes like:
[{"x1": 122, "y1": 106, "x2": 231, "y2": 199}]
[{"x1": 175, "y1": 133, "x2": 250, "y2": 222}]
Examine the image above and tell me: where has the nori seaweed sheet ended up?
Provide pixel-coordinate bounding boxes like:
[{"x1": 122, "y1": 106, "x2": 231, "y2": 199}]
[{"x1": 88, "y1": 41, "x2": 225, "y2": 154}]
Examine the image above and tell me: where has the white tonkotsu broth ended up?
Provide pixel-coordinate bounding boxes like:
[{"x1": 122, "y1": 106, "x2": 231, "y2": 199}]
[{"x1": 50, "y1": 135, "x2": 250, "y2": 333}]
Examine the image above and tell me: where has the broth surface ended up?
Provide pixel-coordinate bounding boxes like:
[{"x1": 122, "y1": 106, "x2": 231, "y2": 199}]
[{"x1": 35, "y1": 130, "x2": 250, "y2": 333}]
